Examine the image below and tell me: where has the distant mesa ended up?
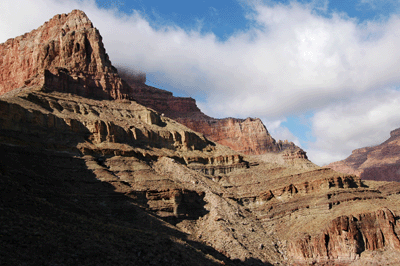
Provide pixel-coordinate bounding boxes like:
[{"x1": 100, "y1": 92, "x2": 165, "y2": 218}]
[
  {"x1": 327, "y1": 127, "x2": 400, "y2": 182},
  {"x1": 2, "y1": 9, "x2": 400, "y2": 266}
]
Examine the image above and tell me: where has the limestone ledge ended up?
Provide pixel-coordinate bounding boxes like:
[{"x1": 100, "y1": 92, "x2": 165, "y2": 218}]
[{"x1": 0, "y1": 91, "x2": 244, "y2": 174}]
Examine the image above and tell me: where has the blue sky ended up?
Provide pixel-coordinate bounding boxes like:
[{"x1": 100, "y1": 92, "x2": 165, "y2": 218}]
[
  {"x1": 96, "y1": 0, "x2": 251, "y2": 40},
  {"x1": 2, "y1": 0, "x2": 400, "y2": 165},
  {"x1": 94, "y1": 0, "x2": 400, "y2": 35}
]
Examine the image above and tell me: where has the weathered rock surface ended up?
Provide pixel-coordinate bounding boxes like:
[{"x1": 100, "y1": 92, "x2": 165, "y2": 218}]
[
  {"x1": 176, "y1": 117, "x2": 283, "y2": 155},
  {"x1": 0, "y1": 8, "x2": 305, "y2": 158},
  {"x1": 0, "y1": 10, "x2": 132, "y2": 99},
  {"x1": 289, "y1": 208, "x2": 400, "y2": 264},
  {"x1": 2, "y1": 10, "x2": 400, "y2": 266},
  {"x1": 119, "y1": 70, "x2": 303, "y2": 156},
  {"x1": 328, "y1": 128, "x2": 400, "y2": 182},
  {"x1": 221, "y1": 159, "x2": 400, "y2": 265}
]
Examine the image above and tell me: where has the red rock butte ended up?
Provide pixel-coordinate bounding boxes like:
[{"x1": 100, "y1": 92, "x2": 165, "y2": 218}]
[
  {"x1": 327, "y1": 127, "x2": 400, "y2": 182},
  {"x1": 2, "y1": 10, "x2": 400, "y2": 266},
  {"x1": 0, "y1": 9, "x2": 305, "y2": 156},
  {"x1": 0, "y1": 10, "x2": 134, "y2": 99}
]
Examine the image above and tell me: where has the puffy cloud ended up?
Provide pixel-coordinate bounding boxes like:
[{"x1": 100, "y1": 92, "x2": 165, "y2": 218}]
[
  {"x1": 308, "y1": 89, "x2": 400, "y2": 165},
  {"x1": 2, "y1": 0, "x2": 400, "y2": 166},
  {"x1": 267, "y1": 122, "x2": 302, "y2": 148}
]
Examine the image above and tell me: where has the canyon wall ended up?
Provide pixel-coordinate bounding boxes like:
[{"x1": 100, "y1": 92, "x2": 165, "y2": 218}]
[
  {"x1": 0, "y1": 9, "x2": 132, "y2": 99},
  {"x1": 119, "y1": 71, "x2": 303, "y2": 156},
  {"x1": 328, "y1": 128, "x2": 400, "y2": 182},
  {"x1": 0, "y1": 9, "x2": 300, "y2": 157},
  {"x1": 2, "y1": 10, "x2": 400, "y2": 265}
]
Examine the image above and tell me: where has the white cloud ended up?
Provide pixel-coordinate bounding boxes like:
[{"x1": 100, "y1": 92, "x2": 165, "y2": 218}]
[
  {"x1": 2, "y1": 0, "x2": 400, "y2": 166},
  {"x1": 266, "y1": 121, "x2": 302, "y2": 148},
  {"x1": 308, "y1": 89, "x2": 400, "y2": 165}
]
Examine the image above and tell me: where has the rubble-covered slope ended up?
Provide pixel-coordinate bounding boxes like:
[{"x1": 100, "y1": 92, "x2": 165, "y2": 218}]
[
  {"x1": 3, "y1": 87, "x2": 400, "y2": 265},
  {"x1": 2, "y1": 10, "x2": 400, "y2": 266},
  {"x1": 0, "y1": 86, "x2": 270, "y2": 265}
]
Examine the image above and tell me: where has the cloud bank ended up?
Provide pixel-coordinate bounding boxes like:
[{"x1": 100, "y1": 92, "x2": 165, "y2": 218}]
[{"x1": 1, "y1": 0, "x2": 400, "y2": 165}]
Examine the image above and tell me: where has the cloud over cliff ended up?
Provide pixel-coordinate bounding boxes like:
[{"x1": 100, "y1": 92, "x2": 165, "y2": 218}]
[{"x1": 1, "y1": 0, "x2": 400, "y2": 165}]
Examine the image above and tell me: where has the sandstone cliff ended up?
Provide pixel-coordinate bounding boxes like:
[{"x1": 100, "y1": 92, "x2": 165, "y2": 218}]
[
  {"x1": 119, "y1": 70, "x2": 304, "y2": 157},
  {"x1": 327, "y1": 128, "x2": 400, "y2": 182},
  {"x1": 0, "y1": 10, "x2": 132, "y2": 99},
  {"x1": 2, "y1": 10, "x2": 400, "y2": 266},
  {"x1": 0, "y1": 9, "x2": 299, "y2": 158}
]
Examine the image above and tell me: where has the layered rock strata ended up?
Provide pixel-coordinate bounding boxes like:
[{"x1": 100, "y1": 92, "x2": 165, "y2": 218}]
[
  {"x1": 2, "y1": 10, "x2": 400, "y2": 266},
  {"x1": 328, "y1": 128, "x2": 400, "y2": 182},
  {"x1": 120, "y1": 70, "x2": 303, "y2": 156},
  {"x1": 0, "y1": 10, "x2": 131, "y2": 99},
  {"x1": 218, "y1": 160, "x2": 400, "y2": 265},
  {"x1": 0, "y1": 89, "x2": 245, "y2": 173},
  {"x1": 0, "y1": 9, "x2": 305, "y2": 158},
  {"x1": 0, "y1": 88, "x2": 281, "y2": 265}
]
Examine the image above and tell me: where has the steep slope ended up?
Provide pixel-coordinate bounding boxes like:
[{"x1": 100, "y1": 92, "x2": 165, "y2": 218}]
[
  {"x1": 0, "y1": 10, "x2": 132, "y2": 99},
  {"x1": 328, "y1": 128, "x2": 400, "y2": 182},
  {"x1": 222, "y1": 156, "x2": 400, "y2": 265},
  {"x1": 3, "y1": 87, "x2": 400, "y2": 265},
  {"x1": 0, "y1": 9, "x2": 303, "y2": 157},
  {"x1": 118, "y1": 70, "x2": 302, "y2": 156},
  {"x1": 0, "y1": 88, "x2": 261, "y2": 265},
  {"x1": 0, "y1": 144, "x2": 232, "y2": 266},
  {"x1": 2, "y1": 10, "x2": 400, "y2": 266}
]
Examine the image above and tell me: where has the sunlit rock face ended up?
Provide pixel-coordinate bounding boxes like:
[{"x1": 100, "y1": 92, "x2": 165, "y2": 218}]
[
  {"x1": 1, "y1": 9, "x2": 400, "y2": 266},
  {"x1": 0, "y1": 10, "x2": 132, "y2": 99},
  {"x1": 328, "y1": 128, "x2": 400, "y2": 182},
  {"x1": 120, "y1": 70, "x2": 306, "y2": 157}
]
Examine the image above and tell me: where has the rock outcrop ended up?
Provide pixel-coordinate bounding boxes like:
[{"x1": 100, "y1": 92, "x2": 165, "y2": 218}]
[
  {"x1": 222, "y1": 159, "x2": 400, "y2": 265},
  {"x1": 2, "y1": 10, "x2": 400, "y2": 266},
  {"x1": 0, "y1": 10, "x2": 132, "y2": 99},
  {"x1": 289, "y1": 208, "x2": 400, "y2": 264},
  {"x1": 327, "y1": 128, "x2": 400, "y2": 182},
  {"x1": 176, "y1": 117, "x2": 282, "y2": 155},
  {"x1": 0, "y1": 8, "x2": 305, "y2": 157},
  {"x1": 120, "y1": 70, "x2": 303, "y2": 156}
]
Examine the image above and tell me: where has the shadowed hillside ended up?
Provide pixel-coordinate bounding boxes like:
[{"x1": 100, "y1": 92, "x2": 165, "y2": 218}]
[{"x1": 1, "y1": 10, "x2": 400, "y2": 266}]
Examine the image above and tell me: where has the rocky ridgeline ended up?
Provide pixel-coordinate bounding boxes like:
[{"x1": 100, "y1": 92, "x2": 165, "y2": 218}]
[
  {"x1": 119, "y1": 71, "x2": 305, "y2": 157},
  {"x1": 176, "y1": 117, "x2": 283, "y2": 155},
  {"x1": 328, "y1": 128, "x2": 400, "y2": 182},
  {"x1": 0, "y1": 8, "x2": 303, "y2": 158},
  {"x1": 1, "y1": 10, "x2": 400, "y2": 266},
  {"x1": 0, "y1": 89, "x2": 246, "y2": 175}
]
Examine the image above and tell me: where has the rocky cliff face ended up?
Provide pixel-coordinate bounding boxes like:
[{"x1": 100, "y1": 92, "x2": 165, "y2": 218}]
[
  {"x1": 327, "y1": 128, "x2": 400, "y2": 182},
  {"x1": 0, "y1": 10, "x2": 291, "y2": 157},
  {"x1": 119, "y1": 70, "x2": 303, "y2": 157},
  {"x1": 2, "y1": 10, "x2": 400, "y2": 266},
  {"x1": 176, "y1": 117, "x2": 283, "y2": 155},
  {"x1": 289, "y1": 208, "x2": 400, "y2": 264},
  {"x1": 0, "y1": 10, "x2": 132, "y2": 99}
]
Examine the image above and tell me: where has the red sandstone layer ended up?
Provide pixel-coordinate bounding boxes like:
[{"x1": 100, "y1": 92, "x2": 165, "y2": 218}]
[{"x1": 327, "y1": 128, "x2": 400, "y2": 181}]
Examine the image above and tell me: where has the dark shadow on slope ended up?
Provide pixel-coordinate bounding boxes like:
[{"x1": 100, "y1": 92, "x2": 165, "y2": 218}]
[
  {"x1": 0, "y1": 145, "x2": 274, "y2": 265},
  {"x1": 0, "y1": 97, "x2": 277, "y2": 265},
  {"x1": 0, "y1": 144, "x2": 256, "y2": 266},
  {"x1": 361, "y1": 161, "x2": 400, "y2": 182}
]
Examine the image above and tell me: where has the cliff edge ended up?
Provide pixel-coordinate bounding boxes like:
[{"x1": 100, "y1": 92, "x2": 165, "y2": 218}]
[{"x1": 327, "y1": 128, "x2": 400, "y2": 182}]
